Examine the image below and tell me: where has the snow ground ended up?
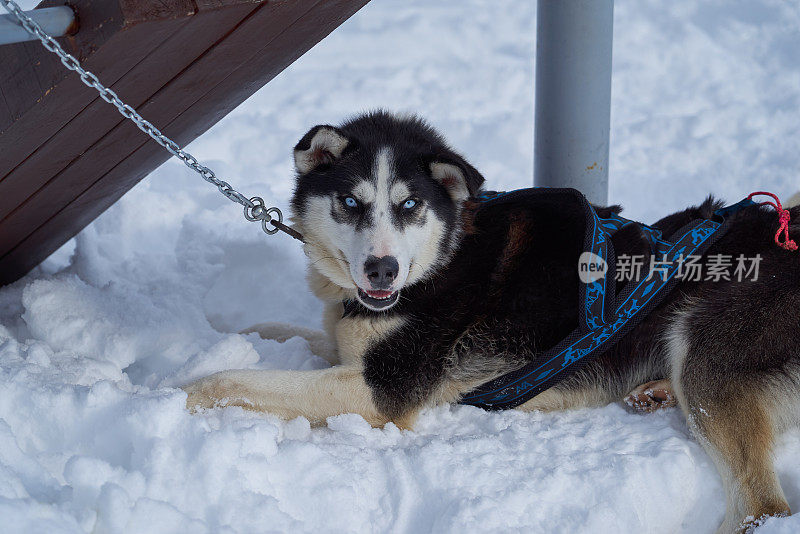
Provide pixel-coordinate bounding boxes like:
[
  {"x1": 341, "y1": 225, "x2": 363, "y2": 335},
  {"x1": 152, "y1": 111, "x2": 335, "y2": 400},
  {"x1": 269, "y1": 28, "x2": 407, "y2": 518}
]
[{"x1": 2, "y1": 0, "x2": 800, "y2": 532}]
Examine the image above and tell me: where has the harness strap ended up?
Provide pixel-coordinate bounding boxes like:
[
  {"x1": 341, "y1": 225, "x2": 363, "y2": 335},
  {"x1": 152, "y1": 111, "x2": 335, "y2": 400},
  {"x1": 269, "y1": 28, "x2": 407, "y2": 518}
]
[
  {"x1": 580, "y1": 210, "x2": 666, "y2": 331},
  {"x1": 461, "y1": 189, "x2": 754, "y2": 411}
]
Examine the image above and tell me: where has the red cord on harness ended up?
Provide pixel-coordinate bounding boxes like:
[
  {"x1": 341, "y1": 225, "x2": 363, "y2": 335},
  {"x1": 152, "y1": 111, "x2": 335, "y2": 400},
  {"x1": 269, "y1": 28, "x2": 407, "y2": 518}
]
[{"x1": 747, "y1": 191, "x2": 798, "y2": 251}]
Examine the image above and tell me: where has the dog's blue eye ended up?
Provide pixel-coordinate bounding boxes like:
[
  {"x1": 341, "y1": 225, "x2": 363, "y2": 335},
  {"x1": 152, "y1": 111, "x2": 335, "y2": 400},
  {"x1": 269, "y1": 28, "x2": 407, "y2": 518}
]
[
  {"x1": 344, "y1": 197, "x2": 358, "y2": 208},
  {"x1": 403, "y1": 199, "x2": 417, "y2": 209}
]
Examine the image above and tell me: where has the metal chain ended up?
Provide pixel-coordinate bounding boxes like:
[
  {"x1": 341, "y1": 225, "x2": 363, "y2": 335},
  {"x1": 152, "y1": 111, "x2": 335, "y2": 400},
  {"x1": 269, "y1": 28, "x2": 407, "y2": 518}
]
[{"x1": 1, "y1": 0, "x2": 301, "y2": 239}]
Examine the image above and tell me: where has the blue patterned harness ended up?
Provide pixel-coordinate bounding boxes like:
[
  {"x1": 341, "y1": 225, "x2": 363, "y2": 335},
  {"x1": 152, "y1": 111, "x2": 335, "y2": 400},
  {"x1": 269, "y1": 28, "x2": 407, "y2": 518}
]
[{"x1": 460, "y1": 188, "x2": 754, "y2": 410}]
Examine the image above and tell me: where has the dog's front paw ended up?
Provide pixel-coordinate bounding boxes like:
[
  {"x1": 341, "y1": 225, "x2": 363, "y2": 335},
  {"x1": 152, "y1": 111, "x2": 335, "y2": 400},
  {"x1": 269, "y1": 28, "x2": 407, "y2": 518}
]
[
  {"x1": 182, "y1": 378, "x2": 219, "y2": 412},
  {"x1": 182, "y1": 374, "x2": 251, "y2": 412},
  {"x1": 624, "y1": 379, "x2": 677, "y2": 413}
]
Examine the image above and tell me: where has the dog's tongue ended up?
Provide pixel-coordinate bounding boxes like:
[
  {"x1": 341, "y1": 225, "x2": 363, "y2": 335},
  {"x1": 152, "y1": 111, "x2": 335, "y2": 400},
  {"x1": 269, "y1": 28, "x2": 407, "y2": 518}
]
[{"x1": 366, "y1": 289, "x2": 394, "y2": 299}]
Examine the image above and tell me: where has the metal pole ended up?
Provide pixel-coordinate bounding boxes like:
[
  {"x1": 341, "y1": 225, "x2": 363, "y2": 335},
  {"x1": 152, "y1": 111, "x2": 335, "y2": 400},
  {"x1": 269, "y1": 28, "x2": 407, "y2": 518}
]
[
  {"x1": 534, "y1": 0, "x2": 614, "y2": 205},
  {"x1": 0, "y1": 6, "x2": 75, "y2": 46}
]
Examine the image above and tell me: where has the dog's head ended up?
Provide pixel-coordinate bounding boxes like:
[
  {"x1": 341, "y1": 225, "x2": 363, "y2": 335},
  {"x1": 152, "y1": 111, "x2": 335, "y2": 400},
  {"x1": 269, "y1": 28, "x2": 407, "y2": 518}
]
[{"x1": 290, "y1": 111, "x2": 484, "y2": 311}]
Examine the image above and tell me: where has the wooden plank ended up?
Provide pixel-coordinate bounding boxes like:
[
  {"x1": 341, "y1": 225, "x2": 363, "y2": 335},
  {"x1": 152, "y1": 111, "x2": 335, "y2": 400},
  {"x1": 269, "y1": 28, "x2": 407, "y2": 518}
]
[
  {"x1": 0, "y1": 1, "x2": 261, "y2": 221},
  {"x1": 0, "y1": 0, "x2": 123, "y2": 132},
  {"x1": 0, "y1": 38, "x2": 62, "y2": 131},
  {"x1": 0, "y1": 0, "x2": 371, "y2": 285},
  {"x1": 0, "y1": 0, "x2": 196, "y2": 177}
]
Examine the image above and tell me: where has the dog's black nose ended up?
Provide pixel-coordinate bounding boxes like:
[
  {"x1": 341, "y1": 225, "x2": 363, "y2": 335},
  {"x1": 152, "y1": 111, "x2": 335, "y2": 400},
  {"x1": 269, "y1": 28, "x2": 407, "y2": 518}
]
[{"x1": 364, "y1": 255, "x2": 399, "y2": 290}]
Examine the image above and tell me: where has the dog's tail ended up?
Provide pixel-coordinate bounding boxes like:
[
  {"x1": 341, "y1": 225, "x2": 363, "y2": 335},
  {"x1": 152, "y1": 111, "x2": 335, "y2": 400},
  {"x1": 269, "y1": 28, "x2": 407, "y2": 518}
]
[{"x1": 786, "y1": 191, "x2": 800, "y2": 209}]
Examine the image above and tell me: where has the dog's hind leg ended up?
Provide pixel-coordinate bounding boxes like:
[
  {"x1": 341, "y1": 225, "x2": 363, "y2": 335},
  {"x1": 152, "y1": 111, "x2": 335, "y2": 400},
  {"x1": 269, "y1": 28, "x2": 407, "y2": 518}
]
[
  {"x1": 684, "y1": 388, "x2": 789, "y2": 533},
  {"x1": 668, "y1": 312, "x2": 792, "y2": 533}
]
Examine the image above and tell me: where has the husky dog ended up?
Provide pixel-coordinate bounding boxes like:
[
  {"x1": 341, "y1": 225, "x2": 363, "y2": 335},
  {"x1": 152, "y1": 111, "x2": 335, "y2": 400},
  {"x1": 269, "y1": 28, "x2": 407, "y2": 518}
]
[{"x1": 185, "y1": 111, "x2": 800, "y2": 533}]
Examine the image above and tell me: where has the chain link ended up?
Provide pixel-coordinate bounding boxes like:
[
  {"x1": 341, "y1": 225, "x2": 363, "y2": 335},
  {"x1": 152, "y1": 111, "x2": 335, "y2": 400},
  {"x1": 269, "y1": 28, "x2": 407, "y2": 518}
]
[{"x1": 0, "y1": 0, "x2": 299, "y2": 239}]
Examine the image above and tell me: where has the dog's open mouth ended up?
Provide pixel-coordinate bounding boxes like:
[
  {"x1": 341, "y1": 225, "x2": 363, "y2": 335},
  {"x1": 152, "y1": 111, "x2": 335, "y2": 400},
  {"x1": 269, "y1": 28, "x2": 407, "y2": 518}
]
[{"x1": 357, "y1": 288, "x2": 400, "y2": 310}]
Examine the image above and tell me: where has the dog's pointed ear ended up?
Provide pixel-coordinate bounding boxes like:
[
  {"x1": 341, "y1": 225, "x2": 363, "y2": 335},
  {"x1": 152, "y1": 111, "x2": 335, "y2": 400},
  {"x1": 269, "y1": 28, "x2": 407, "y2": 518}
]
[
  {"x1": 294, "y1": 125, "x2": 351, "y2": 175},
  {"x1": 427, "y1": 153, "x2": 485, "y2": 202}
]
